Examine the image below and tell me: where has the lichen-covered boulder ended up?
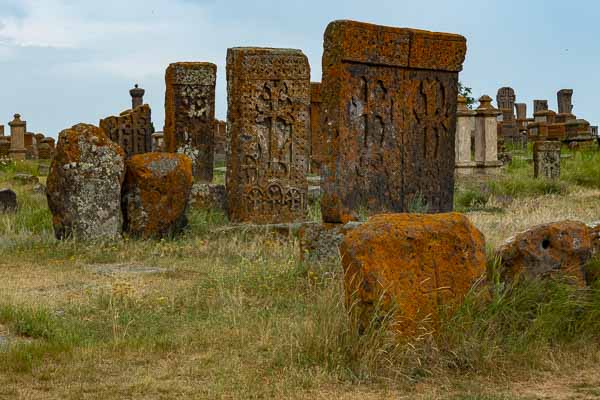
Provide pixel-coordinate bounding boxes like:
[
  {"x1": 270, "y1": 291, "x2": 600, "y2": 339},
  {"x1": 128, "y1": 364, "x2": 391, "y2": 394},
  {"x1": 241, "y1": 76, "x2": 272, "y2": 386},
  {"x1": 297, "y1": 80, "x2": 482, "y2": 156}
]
[
  {"x1": 341, "y1": 213, "x2": 486, "y2": 337},
  {"x1": 122, "y1": 153, "x2": 192, "y2": 239},
  {"x1": 188, "y1": 183, "x2": 226, "y2": 211},
  {"x1": 47, "y1": 123, "x2": 125, "y2": 240},
  {"x1": 0, "y1": 189, "x2": 17, "y2": 213},
  {"x1": 497, "y1": 221, "x2": 592, "y2": 286}
]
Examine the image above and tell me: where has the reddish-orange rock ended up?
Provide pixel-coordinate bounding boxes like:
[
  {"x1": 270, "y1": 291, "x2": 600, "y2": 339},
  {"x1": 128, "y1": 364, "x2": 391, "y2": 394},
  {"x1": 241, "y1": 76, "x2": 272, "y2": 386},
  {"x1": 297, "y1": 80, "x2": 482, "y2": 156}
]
[
  {"x1": 340, "y1": 213, "x2": 485, "y2": 337},
  {"x1": 122, "y1": 153, "x2": 193, "y2": 238},
  {"x1": 497, "y1": 221, "x2": 592, "y2": 286}
]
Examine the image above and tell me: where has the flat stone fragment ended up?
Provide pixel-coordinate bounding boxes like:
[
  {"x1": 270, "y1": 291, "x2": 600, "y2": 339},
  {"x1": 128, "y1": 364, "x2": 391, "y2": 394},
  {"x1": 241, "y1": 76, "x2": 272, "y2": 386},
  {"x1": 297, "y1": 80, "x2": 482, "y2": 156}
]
[
  {"x1": 0, "y1": 188, "x2": 17, "y2": 213},
  {"x1": 320, "y1": 20, "x2": 467, "y2": 223},
  {"x1": 122, "y1": 153, "x2": 193, "y2": 238},
  {"x1": 226, "y1": 47, "x2": 310, "y2": 224},
  {"x1": 164, "y1": 62, "x2": 216, "y2": 182},
  {"x1": 47, "y1": 123, "x2": 125, "y2": 241}
]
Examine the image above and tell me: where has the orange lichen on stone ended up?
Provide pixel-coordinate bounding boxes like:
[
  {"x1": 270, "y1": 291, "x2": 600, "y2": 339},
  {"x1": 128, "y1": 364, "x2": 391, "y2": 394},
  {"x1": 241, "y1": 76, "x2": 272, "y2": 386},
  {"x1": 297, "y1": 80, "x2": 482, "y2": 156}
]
[
  {"x1": 122, "y1": 152, "x2": 193, "y2": 239},
  {"x1": 497, "y1": 221, "x2": 592, "y2": 286},
  {"x1": 340, "y1": 213, "x2": 485, "y2": 338},
  {"x1": 320, "y1": 20, "x2": 467, "y2": 223}
]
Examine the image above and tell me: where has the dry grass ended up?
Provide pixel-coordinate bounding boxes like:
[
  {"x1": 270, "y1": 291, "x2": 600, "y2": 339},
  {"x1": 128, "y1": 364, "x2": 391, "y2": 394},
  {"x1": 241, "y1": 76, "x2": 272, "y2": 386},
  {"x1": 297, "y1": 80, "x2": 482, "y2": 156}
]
[{"x1": 1, "y1": 156, "x2": 600, "y2": 399}]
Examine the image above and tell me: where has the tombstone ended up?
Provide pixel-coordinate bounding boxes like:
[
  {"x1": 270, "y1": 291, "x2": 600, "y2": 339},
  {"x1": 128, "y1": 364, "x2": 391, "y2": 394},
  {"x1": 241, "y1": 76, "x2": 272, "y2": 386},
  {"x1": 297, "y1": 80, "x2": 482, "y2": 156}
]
[
  {"x1": 534, "y1": 100, "x2": 549, "y2": 113},
  {"x1": 213, "y1": 120, "x2": 228, "y2": 161},
  {"x1": 99, "y1": 104, "x2": 153, "y2": 158},
  {"x1": 309, "y1": 82, "x2": 324, "y2": 173},
  {"x1": 474, "y1": 95, "x2": 502, "y2": 173},
  {"x1": 319, "y1": 21, "x2": 467, "y2": 222},
  {"x1": 496, "y1": 87, "x2": 516, "y2": 121},
  {"x1": 38, "y1": 143, "x2": 52, "y2": 160},
  {"x1": 455, "y1": 95, "x2": 477, "y2": 175},
  {"x1": 592, "y1": 126, "x2": 598, "y2": 137},
  {"x1": 565, "y1": 119, "x2": 594, "y2": 144},
  {"x1": 151, "y1": 131, "x2": 164, "y2": 152},
  {"x1": 164, "y1": 62, "x2": 216, "y2": 182},
  {"x1": 0, "y1": 125, "x2": 4, "y2": 136},
  {"x1": 9, "y1": 114, "x2": 27, "y2": 160},
  {"x1": 533, "y1": 141, "x2": 560, "y2": 179},
  {"x1": 226, "y1": 47, "x2": 310, "y2": 223},
  {"x1": 34, "y1": 133, "x2": 45, "y2": 144},
  {"x1": 515, "y1": 103, "x2": 527, "y2": 121},
  {"x1": 0, "y1": 138, "x2": 9, "y2": 157},
  {"x1": 24, "y1": 132, "x2": 37, "y2": 159},
  {"x1": 557, "y1": 89, "x2": 574, "y2": 115},
  {"x1": 130, "y1": 84, "x2": 145, "y2": 109}
]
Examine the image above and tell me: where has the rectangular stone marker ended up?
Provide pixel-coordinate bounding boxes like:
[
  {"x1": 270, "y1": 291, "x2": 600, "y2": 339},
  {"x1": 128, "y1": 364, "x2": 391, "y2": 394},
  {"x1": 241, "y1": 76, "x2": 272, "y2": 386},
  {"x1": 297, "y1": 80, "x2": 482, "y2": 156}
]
[
  {"x1": 226, "y1": 47, "x2": 310, "y2": 223},
  {"x1": 533, "y1": 141, "x2": 561, "y2": 179},
  {"x1": 310, "y1": 82, "x2": 324, "y2": 172},
  {"x1": 165, "y1": 62, "x2": 216, "y2": 182},
  {"x1": 100, "y1": 105, "x2": 153, "y2": 158},
  {"x1": 320, "y1": 20, "x2": 467, "y2": 222}
]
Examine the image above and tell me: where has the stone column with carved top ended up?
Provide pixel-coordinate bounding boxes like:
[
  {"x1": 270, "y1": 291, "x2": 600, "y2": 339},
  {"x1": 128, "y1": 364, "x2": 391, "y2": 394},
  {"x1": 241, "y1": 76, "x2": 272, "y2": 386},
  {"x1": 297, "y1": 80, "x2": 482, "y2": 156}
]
[
  {"x1": 474, "y1": 95, "x2": 502, "y2": 174},
  {"x1": 9, "y1": 114, "x2": 27, "y2": 160}
]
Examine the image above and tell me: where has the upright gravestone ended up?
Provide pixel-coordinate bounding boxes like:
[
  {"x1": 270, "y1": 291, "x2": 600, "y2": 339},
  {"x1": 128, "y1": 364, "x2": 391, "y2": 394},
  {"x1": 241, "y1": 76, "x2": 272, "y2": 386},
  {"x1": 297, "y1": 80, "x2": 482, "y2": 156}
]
[
  {"x1": 99, "y1": 104, "x2": 153, "y2": 158},
  {"x1": 474, "y1": 95, "x2": 502, "y2": 173},
  {"x1": 533, "y1": 141, "x2": 561, "y2": 179},
  {"x1": 496, "y1": 87, "x2": 518, "y2": 141},
  {"x1": 164, "y1": 62, "x2": 216, "y2": 182},
  {"x1": 9, "y1": 114, "x2": 27, "y2": 160},
  {"x1": 534, "y1": 100, "x2": 549, "y2": 113},
  {"x1": 130, "y1": 84, "x2": 145, "y2": 109},
  {"x1": 455, "y1": 95, "x2": 476, "y2": 174},
  {"x1": 214, "y1": 120, "x2": 228, "y2": 161},
  {"x1": 319, "y1": 20, "x2": 466, "y2": 222},
  {"x1": 0, "y1": 125, "x2": 4, "y2": 136},
  {"x1": 557, "y1": 89, "x2": 574, "y2": 115},
  {"x1": 310, "y1": 82, "x2": 324, "y2": 173},
  {"x1": 24, "y1": 132, "x2": 37, "y2": 159},
  {"x1": 226, "y1": 47, "x2": 310, "y2": 223}
]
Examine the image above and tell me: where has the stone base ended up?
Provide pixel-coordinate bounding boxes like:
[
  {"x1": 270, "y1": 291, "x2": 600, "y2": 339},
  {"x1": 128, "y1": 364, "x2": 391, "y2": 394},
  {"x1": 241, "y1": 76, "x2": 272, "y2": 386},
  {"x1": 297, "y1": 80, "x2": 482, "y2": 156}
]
[
  {"x1": 475, "y1": 161, "x2": 503, "y2": 175},
  {"x1": 455, "y1": 161, "x2": 477, "y2": 176},
  {"x1": 9, "y1": 149, "x2": 26, "y2": 161},
  {"x1": 189, "y1": 183, "x2": 226, "y2": 211}
]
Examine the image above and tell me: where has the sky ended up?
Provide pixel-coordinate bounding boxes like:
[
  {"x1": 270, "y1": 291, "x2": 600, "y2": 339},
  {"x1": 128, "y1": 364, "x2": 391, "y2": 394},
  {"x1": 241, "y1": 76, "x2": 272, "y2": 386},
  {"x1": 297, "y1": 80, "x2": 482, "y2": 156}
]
[{"x1": 0, "y1": 0, "x2": 598, "y2": 138}]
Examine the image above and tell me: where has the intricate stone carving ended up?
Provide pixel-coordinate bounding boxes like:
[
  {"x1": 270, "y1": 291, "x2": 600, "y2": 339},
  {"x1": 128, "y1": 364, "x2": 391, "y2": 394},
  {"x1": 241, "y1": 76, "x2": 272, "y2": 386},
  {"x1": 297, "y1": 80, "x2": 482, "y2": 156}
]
[
  {"x1": 226, "y1": 47, "x2": 310, "y2": 223},
  {"x1": 320, "y1": 20, "x2": 466, "y2": 222},
  {"x1": 165, "y1": 62, "x2": 216, "y2": 182},
  {"x1": 99, "y1": 104, "x2": 153, "y2": 158},
  {"x1": 533, "y1": 141, "x2": 560, "y2": 179}
]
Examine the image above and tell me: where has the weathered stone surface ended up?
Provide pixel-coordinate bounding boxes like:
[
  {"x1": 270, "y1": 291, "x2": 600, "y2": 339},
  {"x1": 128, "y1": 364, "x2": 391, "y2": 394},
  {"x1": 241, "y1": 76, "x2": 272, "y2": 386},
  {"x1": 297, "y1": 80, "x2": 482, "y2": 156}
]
[
  {"x1": 0, "y1": 138, "x2": 9, "y2": 157},
  {"x1": 299, "y1": 221, "x2": 362, "y2": 264},
  {"x1": 47, "y1": 123, "x2": 125, "y2": 240},
  {"x1": 164, "y1": 62, "x2": 216, "y2": 182},
  {"x1": 24, "y1": 132, "x2": 37, "y2": 160},
  {"x1": 497, "y1": 87, "x2": 515, "y2": 119},
  {"x1": 122, "y1": 153, "x2": 192, "y2": 238},
  {"x1": 497, "y1": 221, "x2": 591, "y2": 286},
  {"x1": 341, "y1": 213, "x2": 485, "y2": 336},
  {"x1": 37, "y1": 143, "x2": 53, "y2": 160},
  {"x1": 9, "y1": 114, "x2": 26, "y2": 160},
  {"x1": 310, "y1": 82, "x2": 324, "y2": 172},
  {"x1": 226, "y1": 47, "x2": 310, "y2": 224},
  {"x1": 0, "y1": 189, "x2": 17, "y2": 213},
  {"x1": 214, "y1": 120, "x2": 228, "y2": 160},
  {"x1": 188, "y1": 183, "x2": 226, "y2": 211},
  {"x1": 557, "y1": 89, "x2": 574, "y2": 115},
  {"x1": 534, "y1": 100, "x2": 549, "y2": 113},
  {"x1": 99, "y1": 104, "x2": 153, "y2": 158},
  {"x1": 320, "y1": 20, "x2": 466, "y2": 223},
  {"x1": 533, "y1": 141, "x2": 560, "y2": 179}
]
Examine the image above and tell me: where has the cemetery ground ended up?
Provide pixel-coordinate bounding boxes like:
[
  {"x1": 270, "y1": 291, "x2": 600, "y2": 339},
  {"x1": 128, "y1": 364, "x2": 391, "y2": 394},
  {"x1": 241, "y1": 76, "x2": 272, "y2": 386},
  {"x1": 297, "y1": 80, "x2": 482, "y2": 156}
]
[{"x1": 2, "y1": 151, "x2": 600, "y2": 399}]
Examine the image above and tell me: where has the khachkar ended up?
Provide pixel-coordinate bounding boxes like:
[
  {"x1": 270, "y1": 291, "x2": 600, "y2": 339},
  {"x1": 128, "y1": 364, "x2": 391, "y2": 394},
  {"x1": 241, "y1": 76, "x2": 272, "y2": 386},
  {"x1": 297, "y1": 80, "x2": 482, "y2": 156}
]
[
  {"x1": 9, "y1": 114, "x2": 27, "y2": 160},
  {"x1": 319, "y1": 20, "x2": 466, "y2": 223},
  {"x1": 99, "y1": 85, "x2": 153, "y2": 158},
  {"x1": 226, "y1": 47, "x2": 310, "y2": 223},
  {"x1": 496, "y1": 87, "x2": 519, "y2": 142},
  {"x1": 164, "y1": 62, "x2": 216, "y2": 182},
  {"x1": 533, "y1": 141, "x2": 561, "y2": 179}
]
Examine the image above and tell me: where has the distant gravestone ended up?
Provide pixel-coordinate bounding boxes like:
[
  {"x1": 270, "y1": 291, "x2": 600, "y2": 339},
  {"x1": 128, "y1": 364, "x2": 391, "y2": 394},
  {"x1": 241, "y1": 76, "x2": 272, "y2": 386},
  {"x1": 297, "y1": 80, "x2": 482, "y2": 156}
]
[
  {"x1": 226, "y1": 47, "x2": 310, "y2": 224},
  {"x1": 0, "y1": 189, "x2": 17, "y2": 213},
  {"x1": 37, "y1": 143, "x2": 52, "y2": 160},
  {"x1": 534, "y1": 100, "x2": 549, "y2": 113},
  {"x1": 99, "y1": 104, "x2": 153, "y2": 158},
  {"x1": 319, "y1": 20, "x2": 467, "y2": 222},
  {"x1": 533, "y1": 141, "x2": 561, "y2": 179},
  {"x1": 557, "y1": 89, "x2": 574, "y2": 115},
  {"x1": 0, "y1": 138, "x2": 9, "y2": 157},
  {"x1": 164, "y1": 62, "x2": 216, "y2": 182},
  {"x1": 515, "y1": 103, "x2": 527, "y2": 120},
  {"x1": 310, "y1": 82, "x2": 324, "y2": 172},
  {"x1": 496, "y1": 87, "x2": 516, "y2": 120},
  {"x1": 9, "y1": 114, "x2": 27, "y2": 160}
]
